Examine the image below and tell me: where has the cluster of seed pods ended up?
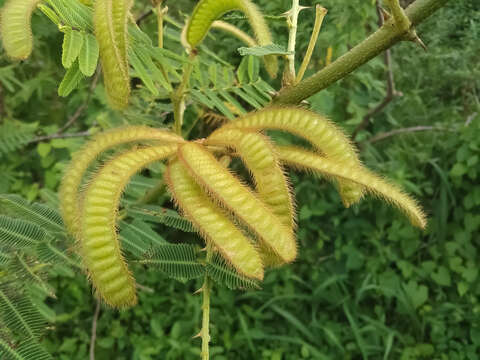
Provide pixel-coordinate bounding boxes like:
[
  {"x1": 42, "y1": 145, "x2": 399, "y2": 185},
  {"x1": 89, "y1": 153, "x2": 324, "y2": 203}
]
[{"x1": 59, "y1": 107, "x2": 425, "y2": 308}]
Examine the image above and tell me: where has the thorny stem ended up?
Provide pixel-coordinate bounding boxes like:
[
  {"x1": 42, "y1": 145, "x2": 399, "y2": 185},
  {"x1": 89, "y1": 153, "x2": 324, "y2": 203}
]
[
  {"x1": 284, "y1": 0, "x2": 300, "y2": 85},
  {"x1": 386, "y1": 0, "x2": 411, "y2": 31},
  {"x1": 296, "y1": 5, "x2": 327, "y2": 84},
  {"x1": 172, "y1": 52, "x2": 196, "y2": 136},
  {"x1": 272, "y1": 0, "x2": 451, "y2": 105},
  {"x1": 351, "y1": 0, "x2": 401, "y2": 141},
  {"x1": 200, "y1": 244, "x2": 214, "y2": 360}
]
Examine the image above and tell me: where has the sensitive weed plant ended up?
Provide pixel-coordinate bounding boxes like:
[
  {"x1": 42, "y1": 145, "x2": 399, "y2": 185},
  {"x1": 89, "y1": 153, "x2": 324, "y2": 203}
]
[{"x1": 0, "y1": 0, "x2": 453, "y2": 358}]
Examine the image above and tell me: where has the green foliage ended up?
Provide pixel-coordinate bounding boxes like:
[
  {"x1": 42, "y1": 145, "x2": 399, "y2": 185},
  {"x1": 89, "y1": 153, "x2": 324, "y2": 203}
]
[
  {"x1": 0, "y1": 0, "x2": 478, "y2": 358},
  {"x1": 206, "y1": 253, "x2": 260, "y2": 290},
  {"x1": 142, "y1": 244, "x2": 204, "y2": 282},
  {"x1": 0, "y1": 121, "x2": 37, "y2": 158}
]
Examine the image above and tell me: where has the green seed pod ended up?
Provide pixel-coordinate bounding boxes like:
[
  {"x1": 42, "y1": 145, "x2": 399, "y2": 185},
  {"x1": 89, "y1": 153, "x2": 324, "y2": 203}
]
[
  {"x1": 0, "y1": 0, "x2": 40, "y2": 60},
  {"x1": 178, "y1": 142, "x2": 297, "y2": 263},
  {"x1": 167, "y1": 160, "x2": 264, "y2": 280},
  {"x1": 93, "y1": 0, "x2": 131, "y2": 109},
  {"x1": 59, "y1": 126, "x2": 184, "y2": 237},
  {"x1": 223, "y1": 107, "x2": 365, "y2": 207},
  {"x1": 186, "y1": 0, "x2": 278, "y2": 78},
  {"x1": 81, "y1": 145, "x2": 178, "y2": 308},
  {"x1": 276, "y1": 145, "x2": 427, "y2": 229}
]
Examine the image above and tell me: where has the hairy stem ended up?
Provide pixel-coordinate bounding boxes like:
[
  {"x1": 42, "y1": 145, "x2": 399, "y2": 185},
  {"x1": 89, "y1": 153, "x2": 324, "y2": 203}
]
[
  {"x1": 200, "y1": 244, "x2": 213, "y2": 360},
  {"x1": 296, "y1": 5, "x2": 327, "y2": 84},
  {"x1": 272, "y1": 0, "x2": 451, "y2": 105}
]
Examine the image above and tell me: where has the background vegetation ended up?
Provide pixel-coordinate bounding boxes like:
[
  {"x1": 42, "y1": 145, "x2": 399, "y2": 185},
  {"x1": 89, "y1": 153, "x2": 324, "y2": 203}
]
[{"x1": 0, "y1": 0, "x2": 479, "y2": 359}]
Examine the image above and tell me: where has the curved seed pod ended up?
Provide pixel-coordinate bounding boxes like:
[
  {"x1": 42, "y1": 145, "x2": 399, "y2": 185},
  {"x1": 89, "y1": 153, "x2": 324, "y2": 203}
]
[
  {"x1": 223, "y1": 107, "x2": 364, "y2": 206},
  {"x1": 206, "y1": 128, "x2": 295, "y2": 229},
  {"x1": 206, "y1": 128, "x2": 295, "y2": 267},
  {"x1": 166, "y1": 160, "x2": 264, "y2": 280},
  {"x1": 0, "y1": 0, "x2": 40, "y2": 60},
  {"x1": 185, "y1": 0, "x2": 278, "y2": 78},
  {"x1": 81, "y1": 145, "x2": 178, "y2": 308},
  {"x1": 59, "y1": 126, "x2": 184, "y2": 236},
  {"x1": 178, "y1": 142, "x2": 296, "y2": 263},
  {"x1": 94, "y1": 0, "x2": 131, "y2": 109},
  {"x1": 276, "y1": 146, "x2": 427, "y2": 229}
]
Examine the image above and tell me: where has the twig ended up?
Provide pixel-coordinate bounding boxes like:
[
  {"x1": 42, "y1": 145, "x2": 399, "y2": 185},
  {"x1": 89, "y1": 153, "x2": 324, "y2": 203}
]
[
  {"x1": 367, "y1": 126, "x2": 449, "y2": 143},
  {"x1": 28, "y1": 131, "x2": 91, "y2": 145},
  {"x1": 136, "y1": 283, "x2": 155, "y2": 293},
  {"x1": 89, "y1": 300, "x2": 101, "y2": 360},
  {"x1": 296, "y1": 5, "x2": 327, "y2": 84},
  {"x1": 351, "y1": 1, "x2": 402, "y2": 141},
  {"x1": 272, "y1": 0, "x2": 451, "y2": 105},
  {"x1": 58, "y1": 69, "x2": 101, "y2": 134}
]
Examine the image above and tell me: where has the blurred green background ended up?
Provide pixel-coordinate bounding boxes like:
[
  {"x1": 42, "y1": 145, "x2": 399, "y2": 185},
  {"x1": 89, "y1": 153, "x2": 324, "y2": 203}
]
[{"x1": 0, "y1": 0, "x2": 479, "y2": 359}]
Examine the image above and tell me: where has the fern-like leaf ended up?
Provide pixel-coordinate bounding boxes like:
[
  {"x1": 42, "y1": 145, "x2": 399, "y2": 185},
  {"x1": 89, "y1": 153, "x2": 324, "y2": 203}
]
[
  {"x1": 126, "y1": 205, "x2": 195, "y2": 233},
  {"x1": 119, "y1": 219, "x2": 167, "y2": 259},
  {"x1": 207, "y1": 253, "x2": 260, "y2": 290},
  {"x1": 0, "y1": 249, "x2": 12, "y2": 266},
  {"x1": 0, "y1": 121, "x2": 36, "y2": 158},
  {"x1": 140, "y1": 244, "x2": 204, "y2": 281},
  {"x1": 35, "y1": 240, "x2": 80, "y2": 268},
  {"x1": 46, "y1": 0, "x2": 93, "y2": 30},
  {"x1": 0, "y1": 289, "x2": 47, "y2": 340},
  {"x1": 0, "y1": 195, "x2": 64, "y2": 233},
  {"x1": 9, "y1": 255, "x2": 55, "y2": 297},
  {"x1": 0, "y1": 338, "x2": 53, "y2": 360},
  {"x1": 0, "y1": 216, "x2": 46, "y2": 250}
]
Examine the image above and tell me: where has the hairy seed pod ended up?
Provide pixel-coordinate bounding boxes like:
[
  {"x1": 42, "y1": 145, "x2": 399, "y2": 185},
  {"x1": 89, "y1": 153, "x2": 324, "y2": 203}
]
[
  {"x1": 167, "y1": 160, "x2": 264, "y2": 280},
  {"x1": 81, "y1": 145, "x2": 178, "y2": 308},
  {"x1": 223, "y1": 107, "x2": 365, "y2": 206},
  {"x1": 186, "y1": 0, "x2": 278, "y2": 78},
  {"x1": 178, "y1": 142, "x2": 296, "y2": 263},
  {"x1": 0, "y1": 0, "x2": 40, "y2": 60},
  {"x1": 206, "y1": 128, "x2": 295, "y2": 229},
  {"x1": 206, "y1": 129, "x2": 296, "y2": 267},
  {"x1": 94, "y1": 0, "x2": 131, "y2": 109},
  {"x1": 276, "y1": 146, "x2": 427, "y2": 229},
  {"x1": 59, "y1": 126, "x2": 184, "y2": 237}
]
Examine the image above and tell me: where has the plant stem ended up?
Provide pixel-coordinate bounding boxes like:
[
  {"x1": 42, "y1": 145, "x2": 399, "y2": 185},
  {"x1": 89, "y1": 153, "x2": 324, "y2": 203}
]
[
  {"x1": 296, "y1": 5, "x2": 327, "y2": 84},
  {"x1": 386, "y1": 0, "x2": 411, "y2": 31},
  {"x1": 200, "y1": 244, "x2": 213, "y2": 360},
  {"x1": 172, "y1": 52, "x2": 196, "y2": 136},
  {"x1": 272, "y1": 0, "x2": 451, "y2": 105},
  {"x1": 156, "y1": 2, "x2": 165, "y2": 49},
  {"x1": 284, "y1": 0, "x2": 300, "y2": 84}
]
